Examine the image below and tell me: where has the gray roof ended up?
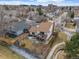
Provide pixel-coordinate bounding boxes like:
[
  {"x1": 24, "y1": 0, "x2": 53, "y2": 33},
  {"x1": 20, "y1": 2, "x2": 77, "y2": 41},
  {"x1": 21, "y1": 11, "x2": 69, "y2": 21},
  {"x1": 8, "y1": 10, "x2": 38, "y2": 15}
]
[
  {"x1": 29, "y1": 15, "x2": 47, "y2": 23},
  {"x1": 26, "y1": 20, "x2": 38, "y2": 26},
  {"x1": 10, "y1": 21, "x2": 30, "y2": 32}
]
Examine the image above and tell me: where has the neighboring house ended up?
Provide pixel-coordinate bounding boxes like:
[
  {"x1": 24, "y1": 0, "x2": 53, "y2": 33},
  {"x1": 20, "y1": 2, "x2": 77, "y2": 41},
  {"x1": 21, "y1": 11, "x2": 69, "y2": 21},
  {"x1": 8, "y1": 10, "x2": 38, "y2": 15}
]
[
  {"x1": 28, "y1": 21, "x2": 53, "y2": 44},
  {"x1": 74, "y1": 17, "x2": 79, "y2": 33},
  {"x1": 27, "y1": 11, "x2": 47, "y2": 23},
  {"x1": 26, "y1": 19, "x2": 38, "y2": 26},
  {"x1": 7, "y1": 21, "x2": 30, "y2": 37}
]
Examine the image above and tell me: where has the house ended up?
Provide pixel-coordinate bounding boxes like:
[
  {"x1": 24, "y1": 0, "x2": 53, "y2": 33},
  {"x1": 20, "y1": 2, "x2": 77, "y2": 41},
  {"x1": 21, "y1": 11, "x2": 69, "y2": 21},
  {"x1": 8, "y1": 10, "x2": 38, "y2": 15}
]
[
  {"x1": 28, "y1": 21, "x2": 53, "y2": 44},
  {"x1": 7, "y1": 21, "x2": 30, "y2": 37},
  {"x1": 74, "y1": 17, "x2": 79, "y2": 33},
  {"x1": 27, "y1": 11, "x2": 47, "y2": 23}
]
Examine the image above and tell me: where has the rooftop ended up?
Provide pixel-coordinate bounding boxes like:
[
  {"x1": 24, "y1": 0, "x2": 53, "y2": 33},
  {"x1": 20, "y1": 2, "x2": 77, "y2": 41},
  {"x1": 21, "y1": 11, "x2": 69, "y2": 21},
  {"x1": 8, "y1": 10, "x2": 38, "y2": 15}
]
[
  {"x1": 9, "y1": 20, "x2": 30, "y2": 32},
  {"x1": 30, "y1": 21, "x2": 52, "y2": 32}
]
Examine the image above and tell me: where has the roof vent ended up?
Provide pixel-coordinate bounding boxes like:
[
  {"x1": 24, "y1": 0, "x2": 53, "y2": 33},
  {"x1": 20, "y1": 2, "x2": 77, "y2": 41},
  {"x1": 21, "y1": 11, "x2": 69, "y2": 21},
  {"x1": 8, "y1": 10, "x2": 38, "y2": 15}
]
[{"x1": 36, "y1": 25, "x2": 39, "y2": 28}]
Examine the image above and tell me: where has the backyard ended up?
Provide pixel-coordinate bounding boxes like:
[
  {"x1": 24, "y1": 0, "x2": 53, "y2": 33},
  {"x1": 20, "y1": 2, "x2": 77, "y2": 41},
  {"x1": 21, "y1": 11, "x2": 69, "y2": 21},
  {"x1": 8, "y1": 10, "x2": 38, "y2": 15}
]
[
  {"x1": 51, "y1": 32, "x2": 67, "y2": 47},
  {"x1": 65, "y1": 23, "x2": 75, "y2": 29},
  {"x1": 19, "y1": 38, "x2": 50, "y2": 58}
]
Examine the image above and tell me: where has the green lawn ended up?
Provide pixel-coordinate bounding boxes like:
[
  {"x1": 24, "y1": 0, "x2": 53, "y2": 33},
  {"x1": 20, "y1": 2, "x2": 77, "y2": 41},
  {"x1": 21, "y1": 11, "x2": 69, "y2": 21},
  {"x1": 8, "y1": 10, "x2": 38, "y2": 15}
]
[{"x1": 0, "y1": 45, "x2": 26, "y2": 59}]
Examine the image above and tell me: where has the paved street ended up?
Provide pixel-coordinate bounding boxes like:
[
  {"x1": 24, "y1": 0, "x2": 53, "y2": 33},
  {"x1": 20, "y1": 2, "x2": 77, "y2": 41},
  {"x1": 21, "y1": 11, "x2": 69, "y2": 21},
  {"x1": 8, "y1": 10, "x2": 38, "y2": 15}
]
[{"x1": 10, "y1": 46, "x2": 39, "y2": 59}]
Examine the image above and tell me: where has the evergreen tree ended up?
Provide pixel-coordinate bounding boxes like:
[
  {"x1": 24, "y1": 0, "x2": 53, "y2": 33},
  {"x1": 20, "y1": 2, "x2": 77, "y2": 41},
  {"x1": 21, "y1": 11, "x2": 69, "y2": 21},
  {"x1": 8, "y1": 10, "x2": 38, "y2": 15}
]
[{"x1": 64, "y1": 33, "x2": 79, "y2": 59}]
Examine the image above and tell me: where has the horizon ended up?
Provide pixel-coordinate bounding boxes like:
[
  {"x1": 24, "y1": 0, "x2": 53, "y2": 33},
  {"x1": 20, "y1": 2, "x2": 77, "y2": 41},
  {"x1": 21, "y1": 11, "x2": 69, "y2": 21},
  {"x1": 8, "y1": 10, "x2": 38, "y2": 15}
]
[{"x1": 0, "y1": 0, "x2": 79, "y2": 6}]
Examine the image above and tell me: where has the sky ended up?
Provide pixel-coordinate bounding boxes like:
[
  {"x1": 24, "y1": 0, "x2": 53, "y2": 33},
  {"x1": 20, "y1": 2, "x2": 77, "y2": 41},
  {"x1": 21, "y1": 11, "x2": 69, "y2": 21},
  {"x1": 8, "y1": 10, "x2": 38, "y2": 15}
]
[{"x1": 0, "y1": 0, "x2": 79, "y2": 6}]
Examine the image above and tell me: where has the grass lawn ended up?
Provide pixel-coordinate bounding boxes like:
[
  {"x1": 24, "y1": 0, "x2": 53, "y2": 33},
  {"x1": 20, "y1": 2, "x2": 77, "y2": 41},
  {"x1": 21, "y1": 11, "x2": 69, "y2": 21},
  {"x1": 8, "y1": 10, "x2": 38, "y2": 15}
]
[
  {"x1": 65, "y1": 23, "x2": 75, "y2": 29},
  {"x1": 0, "y1": 45, "x2": 25, "y2": 59},
  {"x1": 52, "y1": 32, "x2": 67, "y2": 47}
]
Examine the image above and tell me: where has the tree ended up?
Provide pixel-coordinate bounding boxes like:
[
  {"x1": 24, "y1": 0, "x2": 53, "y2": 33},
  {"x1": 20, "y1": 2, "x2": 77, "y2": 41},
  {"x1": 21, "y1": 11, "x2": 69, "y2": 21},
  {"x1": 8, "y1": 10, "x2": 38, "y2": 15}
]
[
  {"x1": 68, "y1": 11, "x2": 74, "y2": 19},
  {"x1": 32, "y1": 8, "x2": 34, "y2": 11},
  {"x1": 64, "y1": 33, "x2": 79, "y2": 59},
  {"x1": 69, "y1": 7, "x2": 71, "y2": 11},
  {"x1": 70, "y1": 12, "x2": 74, "y2": 18},
  {"x1": 4, "y1": 5, "x2": 9, "y2": 10},
  {"x1": 37, "y1": 8, "x2": 43, "y2": 15}
]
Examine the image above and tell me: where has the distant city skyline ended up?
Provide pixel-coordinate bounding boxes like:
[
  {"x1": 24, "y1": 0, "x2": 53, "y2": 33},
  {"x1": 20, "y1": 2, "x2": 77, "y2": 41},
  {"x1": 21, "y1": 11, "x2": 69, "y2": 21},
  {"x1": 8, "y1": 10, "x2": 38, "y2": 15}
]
[{"x1": 0, "y1": 0, "x2": 79, "y2": 6}]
